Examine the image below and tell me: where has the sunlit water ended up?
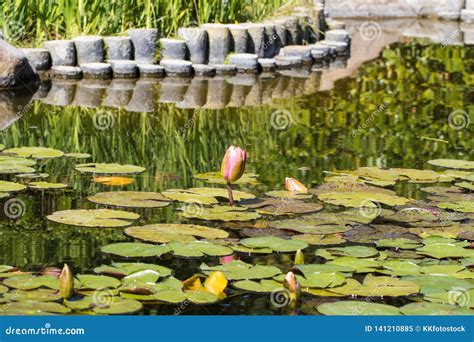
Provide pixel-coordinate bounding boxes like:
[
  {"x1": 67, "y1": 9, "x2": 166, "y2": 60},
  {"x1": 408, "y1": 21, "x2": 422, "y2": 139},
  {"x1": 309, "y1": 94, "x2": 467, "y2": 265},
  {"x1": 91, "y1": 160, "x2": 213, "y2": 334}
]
[{"x1": 0, "y1": 39, "x2": 472, "y2": 314}]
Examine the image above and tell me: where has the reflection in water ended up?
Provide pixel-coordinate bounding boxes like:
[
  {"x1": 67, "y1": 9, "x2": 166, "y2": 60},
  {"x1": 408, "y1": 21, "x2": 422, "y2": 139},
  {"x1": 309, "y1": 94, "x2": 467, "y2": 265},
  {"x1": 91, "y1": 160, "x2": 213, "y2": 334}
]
[{"x1": 0, "y1": 37, "x2": 472, "y2": 315}]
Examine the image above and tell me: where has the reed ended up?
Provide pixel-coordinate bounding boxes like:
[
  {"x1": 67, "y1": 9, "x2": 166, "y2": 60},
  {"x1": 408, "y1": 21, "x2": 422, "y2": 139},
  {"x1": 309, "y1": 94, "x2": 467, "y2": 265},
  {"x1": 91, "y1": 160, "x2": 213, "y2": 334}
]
[{"x1": 0, "y1": 0, "x2": 285, "y2": 46}]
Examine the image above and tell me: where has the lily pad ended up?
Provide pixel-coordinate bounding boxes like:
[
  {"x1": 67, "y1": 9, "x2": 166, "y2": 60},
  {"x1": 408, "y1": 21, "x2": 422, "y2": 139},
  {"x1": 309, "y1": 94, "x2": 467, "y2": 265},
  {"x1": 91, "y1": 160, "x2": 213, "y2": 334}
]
[
  {"x1": 163, "y1": 187, "x2": 255, "y2": 205},
  {"x1": 3, "y1": 274, "x2": 59, "y2": 290},
  {"x1": 180, "y1": 205, "x2": 260, "y2": 221},
  {"x1": 239, "y1": 236, "x2": 308, "y2": 253},
  {"x1": 318, "y1": 301, "x2": 400, "y2": 315},
  {"x1": 94, "y1": 262, "x2": 172, "y2": 278},
  {"x1": 416, "y1": 242, "x2": 474, "y2": 259},
  {"x1": 77, "y1": 274, "x2": 121, "y2": 289},
  {"x1": 437, "y1": 201, "x2": 474, "y2": 213},
  {"x1": 75, "y1": 163, "x2": 145, "y2": 174},
  {"x1": 3, "y1": 288, "x2": 62, "y2": 302},
  {"x1": 200, "y1": 261, "x2": 281, "y2": 280},
  {"x1": 400, "y1": 302, "x2": 474, "y2": 315},
  {"x1": 28, "y1": 182, "x2": 68, "y2": 190},
  {"x1": 329, "y1": 274, "x2": 419, "y2": 297},
  {"x1": 101, "y1": 242, "x2": 171, "y2": 258},
  {"x1": 1, "y1": 301, "x2": 71, "y2": 314},
  {"x1": 316, "y1": 246, "x2": 379, "y2": 259},
  {"x1": 47, "y1": 209, "x2": 139, "y2": 227},
  {"x1": 297, "y1": 272, "x2": 346, "y2": 289},
  {"x1": 256, "y1": 202, "x2": 323, "y2": 216},
  {"x1": 292, "y1": 234, "x2": 346, "y2": 245},
  {"x1": 401, "y1": 275, "x2": 474, "y2": 294},
  {"x1": 328, "y1": 257, "x2": 381, "y2": 273},
  {"x1": 185, "y1": 291, "x2": 219, "y2": 304},
  {"x1": 93, "y1": 297, "x2": 143, "y2": 315},
  {"x1": 4, "y1": 147, "x2": 64, "y2": 159},
  {"x1": 125, "y1": 223, "x2": 229, "y2": 243},
  {"x1": 88, "y1": 191, "x2": 171, "y2": 208},
  {"x1": 0, "y1": 155, "x2": 36, "y2": 174},
  {"x1": 264, "y1": 190, "x2": 312, "y2": 200},
  {"x1": 65, "y1": 153, "x2": 92, "y2": 159},
  {"x1": 318, "y1": 191, "x2": 410, "y2": 208},
  {"x1": 0, "y1": 180, "x2": 26, "y2": 192},
  {"x1": 232, "y1": 279, "x2": 282, "y2": 293},
  {"x1": 194, "y1": 171, "x2": 259, "y2": 185},
  {"x1": 428, "y1": 159, "x2": 474, "y2": 170},
  {"x1": 93, "y1": 176, "x2": 135, "y2": 186},
  {"x1": 169, "y1": 241, "x2": 233, "y2": 257},
  {"x1": 375, "y1": 238, "x2": 422, "y2": 249}
]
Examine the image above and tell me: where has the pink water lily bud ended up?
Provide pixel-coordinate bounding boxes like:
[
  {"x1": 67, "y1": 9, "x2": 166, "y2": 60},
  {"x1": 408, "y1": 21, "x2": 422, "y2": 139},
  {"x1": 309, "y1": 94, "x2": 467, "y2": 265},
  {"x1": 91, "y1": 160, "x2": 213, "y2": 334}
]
[
  {"x1": 285, "y1": 177, "x2": 308, "y2": 193},
  {"x1": 283, "y1": 271, "x2": 301, "y2": 300},
  {"x1": 221, "y1": 145, "x2": 247, "y2": 183},
  {"x1": 220, "y1": 255, "x2": 238, "y2": 264}
]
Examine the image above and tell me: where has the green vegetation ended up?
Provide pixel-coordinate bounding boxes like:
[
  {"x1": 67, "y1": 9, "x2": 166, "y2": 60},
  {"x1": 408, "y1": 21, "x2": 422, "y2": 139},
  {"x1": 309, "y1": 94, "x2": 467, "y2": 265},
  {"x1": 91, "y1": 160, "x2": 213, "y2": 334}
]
[{"x1": 0, "y1": 0, "x2": 285, "y2": 46}]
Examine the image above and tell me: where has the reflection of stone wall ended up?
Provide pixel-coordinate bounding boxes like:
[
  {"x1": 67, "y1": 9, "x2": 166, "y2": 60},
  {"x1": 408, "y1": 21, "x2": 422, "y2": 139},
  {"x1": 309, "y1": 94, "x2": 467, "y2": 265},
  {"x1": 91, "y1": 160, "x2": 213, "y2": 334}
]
[{"x1": 326, "y1": 0, "x2": 465, "y2": 20}]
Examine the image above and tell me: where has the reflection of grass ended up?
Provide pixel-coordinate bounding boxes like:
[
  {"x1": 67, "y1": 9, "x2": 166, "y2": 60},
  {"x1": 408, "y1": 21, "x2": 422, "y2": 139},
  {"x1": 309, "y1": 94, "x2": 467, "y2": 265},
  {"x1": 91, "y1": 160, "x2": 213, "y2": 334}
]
[
  {"x1": 0, "y1": 0, "x2": 284, "y2": 46},
  {"x1": 0, "y1": 42, "x2": 472, "y2": 268}
]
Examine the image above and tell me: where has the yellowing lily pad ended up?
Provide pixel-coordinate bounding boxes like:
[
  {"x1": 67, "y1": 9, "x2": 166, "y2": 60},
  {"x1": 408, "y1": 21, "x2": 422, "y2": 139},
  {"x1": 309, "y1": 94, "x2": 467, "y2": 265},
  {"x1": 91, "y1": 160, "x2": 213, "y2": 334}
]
[
  {"x1": 4, "y1": 147, "x2": 64, "y2": 159},
  {"x1": 194, "y1": 171, "x2": 259, "y2": 185},
  {"x1": 239, "y1": 236, "x2": 308, "y2": 252},
  {"x1": 3, "y1": 288, "x2": 62, "y2": 302},
  {"x1": 0, "y1": 180, "x2": 26, "y2": 192},
  {"x1": 428, "y1": 159, "x2": 474, "y2": 170},
  {"x1": 416, "y1": 242, "x2": 474, "y2": 259},
  {"x1": 180, "y1": 206, "x2": 260, "y2": 221},
  {"x1": 88, "y1": 191, "x2": 171, "y2": 208},
  {"x1": 47, "y1": 209, "x2": 139, "y2": 227},
  {"x1": 125, "y1": 223, "x2": 229, "y2": 243},
  {"x1": 437, "y1": 201, "x2": 474, "y2": 213},
  {"x1": 75, "y1": 163, "x2": 145, "y2": 174},
  {"x1": 292, "y1": 234, "x2": 346, "y2": 245},
  {"x1": 28, "y1": 181, "x2": 68, "y2": 190},
  {"x1": 93, "y1": 176, "x2": 135, "y2": 186},
  {"x1": 264, "y1": 190, "x2": 312, "y2": 200},
  {"x1": 318, "y1": 301, "x2": 400, "y2": 315},
  {"x1": 318, "y1": 191, "x2": 410, "y2": 207},
  {"x1": 163, "y1": 187, "x2": 255, "y2": 205},
  {"x1": 0, "y1": 155, "x2": 36, "y2": 174},
  {"x1": 65, "y1": 153, "x2": 91, "y2": 159},
  {"x1": 77, "y1": 274, "x2": 121, "y2": 289}
]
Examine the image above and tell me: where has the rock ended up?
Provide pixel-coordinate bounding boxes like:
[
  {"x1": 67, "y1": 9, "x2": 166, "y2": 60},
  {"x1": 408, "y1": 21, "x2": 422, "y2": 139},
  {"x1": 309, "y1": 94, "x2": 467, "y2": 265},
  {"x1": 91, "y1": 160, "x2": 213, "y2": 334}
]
[
  {"x1": 269, "y1": 20, "x2": 287, "y2": 47},
  {"x1": 227, "y1": 24, "x2": 249, "y2": 53},
  {"x1": 178, "y1": 27, "x2": 208, "y2": 64},
  {"x1": 202, "y1": 24, "x2": 231, "y2": 64},
  {"x1": 22, "y1": 48, "x2": 51, "y2": 71},
  {"x1": 52, "y1": 66, "x2": 82, "y2": 80},
  {"x1": 138, "y1": 64, "x2": 165, "y2": 78},
  {"x1": 44, "y1": 40, "x2": 76, "y2": 66},
  {"x1": 246, "y1": 24, "x2": 265, "y2": 57},
  {"x1": 282, "y1": 45, "x2": 313, "y2": 64},
  {"x1": 213, "y1": 64, "x2": 237, "y2": 75},
  {"x1": 275, "y1": 56, "x2": 302, "y2": 69},
  {"x1": 104, "y1": 37, "x2": 133, "y2": 60},
  {"x1": 42, "y1": 80, "x2": 76, "y2": 106},
  {"x1": 229, "y1": 53, "x2": 259, "y2": 73},
  {"x1": 0, "y1": 40, "x2": 38, "y2": 89},
  {"x1": 160, "y1": 59, "x2": 193, "y2": 76},
  {"x1": 310, "y1": 43, "x2": 332, "y2": 59},
  {"x1": 320, "y1": 40, "x2": 349, "y2": 55},
  {"x1": 258, "y1": 58, "x2": 276, "y2": 72},
  {"x1": 159, "y1": 38, "x2": 188, "y2": 60},
  {"x1": 325, "y1": 29, "x2": 350, "y2": 43},
  {"x1": 193, "y1": 64, "x2": 216, "y2": 77},
  {"x1": 109, "y1": 60, "x2": 139, "y2": 78},
  {"x1": 80, "y1": 63, "x2": 112, "y2": 79},
  {"x1": 73, "y1": 36, "x2": 104, "y2": 64},
  {"x1": 311, "y1": 49, "x2": 325, "y2": 61},
  {"x1": 128, "y1": 28, "x2": 158, "y2": 64},
  {"x1": 262, "y1": 23, "x2": 280, "y2": 57},
  {"x1": 279, "y1": 16, "x2": 301, "y2": 45}
]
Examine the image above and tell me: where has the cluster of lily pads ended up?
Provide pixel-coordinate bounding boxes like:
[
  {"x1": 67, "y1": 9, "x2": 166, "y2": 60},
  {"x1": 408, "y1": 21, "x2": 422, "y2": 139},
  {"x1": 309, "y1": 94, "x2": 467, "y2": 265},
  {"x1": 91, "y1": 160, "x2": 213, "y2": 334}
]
[{"x1": 0, "y1": 146, "x2": 473, "y2": 315}]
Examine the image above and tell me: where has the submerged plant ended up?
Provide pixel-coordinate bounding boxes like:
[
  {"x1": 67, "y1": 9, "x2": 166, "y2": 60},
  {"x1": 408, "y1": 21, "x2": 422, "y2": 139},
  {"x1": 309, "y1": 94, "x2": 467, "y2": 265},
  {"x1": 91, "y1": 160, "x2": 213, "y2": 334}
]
[{"x1": 220, "y1": 145, "x2": 247, "y2": 206}]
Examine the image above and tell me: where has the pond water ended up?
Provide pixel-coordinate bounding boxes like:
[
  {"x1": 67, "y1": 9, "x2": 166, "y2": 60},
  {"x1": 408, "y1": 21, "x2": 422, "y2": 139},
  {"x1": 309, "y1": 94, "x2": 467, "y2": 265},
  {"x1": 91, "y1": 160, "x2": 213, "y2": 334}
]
[{"x1": 0, "y1": 36, "x2": 472, "y2": 315}]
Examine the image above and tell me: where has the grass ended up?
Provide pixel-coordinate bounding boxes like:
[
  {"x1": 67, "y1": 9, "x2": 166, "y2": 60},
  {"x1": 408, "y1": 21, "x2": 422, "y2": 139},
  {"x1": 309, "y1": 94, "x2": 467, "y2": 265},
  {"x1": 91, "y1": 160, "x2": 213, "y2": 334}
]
[{"x1": 0, "y1": 0, "x2": 286, "y2": 46}]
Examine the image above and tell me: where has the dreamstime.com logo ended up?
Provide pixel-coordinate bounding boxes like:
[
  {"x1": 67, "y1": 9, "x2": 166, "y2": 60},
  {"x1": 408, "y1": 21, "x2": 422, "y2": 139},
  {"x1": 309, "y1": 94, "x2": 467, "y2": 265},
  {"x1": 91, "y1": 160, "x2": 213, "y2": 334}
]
[
  {"x1": 270, "y1": 287, "x2": 291, "y2": 308},
  {"x1": 93, "y1": 110, "x2": 115, "y2": 130},
  {"x1": 3, "y1": 198, "x2": 26, "y2": 219},
  {"x1": 181, "y1": 202, "x2": 204, "y2": 218},
  {"x1": 270, "y1": 110, "x2": 294, "y2": 130},
  {"x1": 4, "y1": 323, "x2": 85, "y2": 336},
  {"x1": 92, "y1": 288, "x2": 115, "y2": 307},
  {"x1": 448, "y1": 110, "x2": 470, "y2": 130},
  {"x1": 359, "y1": 21, "x2": 382, "y2": 41},
  {"x1": 358, "y1": 199, "x2": 382, "y2": 219}
]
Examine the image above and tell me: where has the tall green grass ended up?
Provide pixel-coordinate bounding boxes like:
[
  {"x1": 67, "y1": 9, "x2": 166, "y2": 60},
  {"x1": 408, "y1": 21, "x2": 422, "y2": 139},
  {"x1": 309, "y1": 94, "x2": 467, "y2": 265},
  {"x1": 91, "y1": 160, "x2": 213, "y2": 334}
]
[{"x1": 0, "y1": 0, "x2": 285, "y2": 46}]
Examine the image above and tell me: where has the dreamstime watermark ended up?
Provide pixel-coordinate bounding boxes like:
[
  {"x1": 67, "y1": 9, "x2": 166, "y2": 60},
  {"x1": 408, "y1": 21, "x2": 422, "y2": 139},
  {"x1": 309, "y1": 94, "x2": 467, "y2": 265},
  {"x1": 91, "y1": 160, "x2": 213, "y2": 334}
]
[
  {"x1": 448, "y1": 110, "x2": 470, "y2": 130},
  {"x1": 5, "y1": 323, "x2": 85, "y2": 336},
  {"x1": 91, "y1": 288, "x2": 115, "y2": 307},
  {"x1": 92, "y1": 110, "x2": 115, "y2": 130},
  {"x1": 181, "y1": 202, "x2": 204, "y2": 218},
  {"x1": 351, "y1": 102, "x2": 388, "y2": 137},
  {"x1": 270, "y1": 109, "x2": 294, "y2": 130},
  {"x1": 3, "y1": 198, "x2": 26, "y2": 219},
  {"x1": 358, "y1": 199, "x2": 382, "y2": 219},
  {"x1": 270, "y1": 287, "x2": 291, "y2": 308},
  {"x1": 359, "y1": 21, "x2": 382, "y2": 41},
  {"x1": 442, "y1": 16, "x2": 473, "y2": 47},
  {"x1": 177, "y1": 109, "x2": 202, "y2": 137},
  {"x1": 174, "y1": 299, "x2": 190, "y2": 315},
  {"x1": 448, "y1": 287, "x2": 470, "y2": 307}
]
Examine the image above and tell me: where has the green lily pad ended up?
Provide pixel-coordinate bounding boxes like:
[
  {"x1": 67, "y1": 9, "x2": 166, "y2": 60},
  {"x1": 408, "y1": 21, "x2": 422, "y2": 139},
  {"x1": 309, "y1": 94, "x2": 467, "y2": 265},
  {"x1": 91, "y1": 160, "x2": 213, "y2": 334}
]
[
  {"x1": 94, "y1": 262, "x2": 172, "y2": 278},
  {"x1": 75, "y1": 163, "x2": 145, "y2": 174},
  {"x1": 200, "y1": 261, "x2": 281, "y2": 280},
  {"x1": 194, "y1": 171, "x2": 259, "y2": 185},
  {"x1": 428, "y1": 159, "x2": 474, "y2": 170},
  {"x1": 0, "y1": 155, "x2": 36, "y2": 174},
  {"x1": 390, "y1": 168, "x2": 441, "y2": 182},
  {"x1": 416, "y1": 242, "x2": 474, "y2": 259},
  {"x1": 256, "y1": 202, "x2": 323, "y2": 216},
  {"x1": 316, "y1": 246, "x2": 379, "y2": 259},
  {"x1": 400, "y1": 302, "x2": 474, "y2": 315},
  {"x1": 3, "y1": 288, "x2": 62, "y2": 302},
  {"x1": 185, "y1": 291, "x2": 219, "y2": 304},
  {"x1": 329, "y1": 274, "x2": 419, "y2": 297},
  {"x1": 239, "y1": 236, "x2": 308, "y2": 252},
  {"x1": 47, "y1": 209, "x2": 139, "y2": 227},
  {"x1": 1, "y1": 301, "x2": 71, "y2": 314},
  {"x1": 28, "y1": 181, "x2": 68, "y2": 190},
  {"x1": 15, "y1": 172, "x2": 48, "y2": 179},
  {"x1": 77, "y1": 274, "x2": 121, "y2": 290},
  {"x1": 328, "y1": 257, "x2": 381, "y2": 273},
  {"x1": 455, "y1": 182, "x2": 474, "y2": 191},
  {"x1": 101, "y1": 242, "x2": 171, "y2": 258},
  {"x1": 420, "y1": 265, "x2": 474, "y2": 278},
  {"x1": 4, "y1": 147, "x2": 64, "y2": 159},
  {"x1": 264, "y1": 190, "x2": 312, "y2": 200},
  {"x1": 88, "y1": 191, "x2": 171, "y2": 208},
  {"x1": 180, "y1": 206, "x2": 260, "y2": 221},
  {"x1": 65, "y1": 153, "x2": 92, "y2": 159},
  {"x1": 375, "y1": 238, "x2": 422, "y2": 249},
  {"x1": 318, "y1": 301, "x2": 400, "y2": 315},
  {"x1": 93, "y1": 297, "x2": 143, "y2": 315},
  {"x1": 0, "y1": 180, "x2": 26, "y2": 192},
  {"x1": 125, "y1": 223, "x2": 228, "y2": 243},
  {"x1": 163, "y1": 187, "x2": 255, "y2": 205},
  {"x1": 169, "y1": 241, "x2": 233, "y2": 257},
  {"x1": 297, "y1": 272, "x2": 346, "y2": 289},
  {"x1": 318, "y1": 191, "x2": 410, "y2": 208},
  {"x1": 231, "y1": 245, "x2": 273, "y2": 254},
  {"x1": 381, "y1": 260, "x2": 421, "y2": 276},
  {"x1": 292, "y1": 234, "x2": 346, "y2": 245},
  {"x1": 3, "y1": 274, "x2": 59, "y2": 290},
  {"x1": 437, "y1": 201, "x2": 474, "y2": 213},
  {"x1": 401, "y1": 275, "x2": 474, "y2": 294},
  {"x1": 232, "y1": 279, "x2": 282, "y2": 293},
  {"x1": 295, "y1": 264, "x2": 354, "y2": 276}
]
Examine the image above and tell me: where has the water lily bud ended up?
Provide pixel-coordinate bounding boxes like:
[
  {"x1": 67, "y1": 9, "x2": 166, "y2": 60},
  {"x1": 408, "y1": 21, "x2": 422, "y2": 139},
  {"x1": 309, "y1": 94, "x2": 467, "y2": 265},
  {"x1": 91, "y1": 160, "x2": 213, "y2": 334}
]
[
  {"x1": 285, "y1": 177, "x2": 308, "y2": 193},
  {"x1": 221, "y1": 145, "x2": 247, "y2": 183},
  {"x1": 294, "y1": 249, "x2": 305, "y2": 265},
  {"x1": 283, "y1": 271, "x2": 301, "y2": 301},
  {"x1": 59, "y1": 264, "x2": 74, "y2": 299}
]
